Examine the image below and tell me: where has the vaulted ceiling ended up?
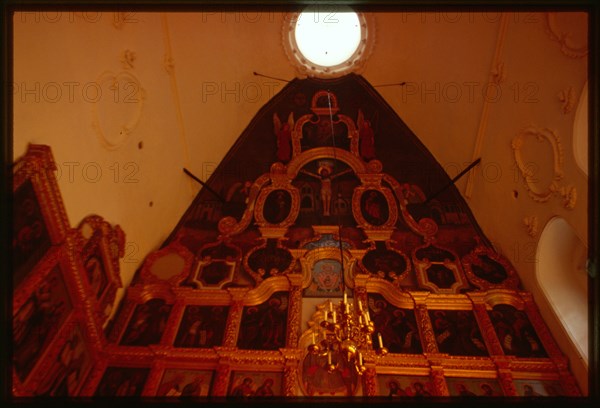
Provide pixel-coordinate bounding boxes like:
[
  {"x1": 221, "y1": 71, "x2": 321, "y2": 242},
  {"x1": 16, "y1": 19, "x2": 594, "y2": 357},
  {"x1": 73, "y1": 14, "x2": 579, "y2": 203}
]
[{"x1": 12, "y1": 8, "x2": 589, "y2": 390}]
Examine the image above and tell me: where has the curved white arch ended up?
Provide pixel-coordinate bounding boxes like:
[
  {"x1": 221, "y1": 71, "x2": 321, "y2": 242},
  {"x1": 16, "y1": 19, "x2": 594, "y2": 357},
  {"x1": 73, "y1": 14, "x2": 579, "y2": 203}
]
[
  {"x1": 536, "y1": 217, "x2": 588, "y2": 363},
  {"x1": 573, "y1": 81, "x2": 588, "y2": 176}
]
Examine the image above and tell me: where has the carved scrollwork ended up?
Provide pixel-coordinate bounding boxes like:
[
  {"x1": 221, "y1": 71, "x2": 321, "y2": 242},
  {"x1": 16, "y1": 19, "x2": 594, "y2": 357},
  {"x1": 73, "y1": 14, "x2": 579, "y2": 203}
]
[
  {"x1": 244, "y1": 240, "x2": 294, "y2": 286},
  {"x1": 512, "y1": 125, "x2": 576, "y2": 209},
  {"x1": 217, "y1": 173, "x2": 271, "y2": 237},
  {"x1": 352, "y1": 185, "x2": 398, "y2": 231},
  {"x1": 91, "y1": 70, "x2": 146, "y2": 151},
  {"x1": 138, "y1": 241, "x2": 194, "y2": 287},
  {"x1": 413, "y1": 243, "x2": 469, "y2": 294},
  {"x1": 359, "y1": 241, "x2": 411, "y2": 287},
  {"x1": 383, "y1": 175, "x2": 439, "y2": 239},
  {"x1": 462, "y1": 243, "x2": 520, "y2": 290},
  {"x1": 544, "y1": 12, "x2": 588, "y2": 59}
]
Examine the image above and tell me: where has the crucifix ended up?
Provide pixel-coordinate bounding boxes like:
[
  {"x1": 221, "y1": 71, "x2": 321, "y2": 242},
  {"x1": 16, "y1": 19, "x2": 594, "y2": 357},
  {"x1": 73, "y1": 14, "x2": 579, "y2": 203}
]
[{"x1": 300, "y1": 162, "x2": 352, "y2": 216}]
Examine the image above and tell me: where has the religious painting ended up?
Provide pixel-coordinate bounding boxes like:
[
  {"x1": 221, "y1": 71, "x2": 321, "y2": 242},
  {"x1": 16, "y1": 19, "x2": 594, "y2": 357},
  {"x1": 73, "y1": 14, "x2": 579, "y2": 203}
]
[
  {"x1": 263, "y1": 189, "x2": 292, "y2": 224},
  {"x1": 303, "y1": 258, "x2": 343, "y2": 297},
  {"x1": 426, "y1": 264, "x2": 456, "y2": 289},
  {"x1": 488, "y1": 304, "x2": 547, "y2": 358},
  {"x1": 119, "y1": 299, "x2": 172, "y2": 346},
  {"x1": 194, "y1": 260, "x2": 236, "y2": 288},
  {"x1": 174, "y1": 305, "x2": 229, "y2": 348},
  {"x1": 301, "y1": 115, "x2": 350, "y2": 151},
  {"x1": 237, "y1": 292, "x2": 288, "y2": 350},
  {"x1": 413, "y1": 243, "x2": 469, "y2": 294},
  {"x1": 470, "y1": 254, "x2": 508, "y2": 284},
  {"x1": 360, "y1": 243, "x2": 410, "y2": 285},
  {"x1": 375, "y1": 374, "x2": 434, "y2": 397},
  {"x1": 156, "y1": 369, "x2": 214, "y2": 397},
  {"x1": 462, "y1": 244, "x2": 520, "y2": 290},
  {"x1": 82, "y1": 232, "x2": 108, "y2": 300},
  {"x1": 297, "y1": 160, "x2": 355, "y2": 219},
  {"x1": 246, "y1": 240, "x2": 293, "y2": 284},
  {"x1": 273, "y1": 112, "x2": 293, "y2": 163},
  {"x1": 34, "y1": 325, "x2": 93, "y2": 396},
  {"x1": 360, "y1": 190, "x2": 389, "y2": 226},
  {"x1": 228, "y1": 371, "x2": 283, "y2": 397},
  {"x1": 13, "y1": 179, "x2": 52, "y2": 288},
  {"x1": 513, "y1": 379, "x2": 566, "y2": 397},
  {"x1": 13, "y1": 265, "x2": 72, "y2": 382},
  {"x1": 446, "y1": 377, "x2": 504, "y2": 397},
  {"x1": 301, "y1": 351, "x2": 360, "y2": 396},
  {"x1": 428, "y1": 309, "x2": 488, "y2": 356},
  {"x1": 94, "y1": 367, "x2": 150, "y2": 396},
  {"x1": 367, "y1": 293, "x2": 422, "y2": 354}
]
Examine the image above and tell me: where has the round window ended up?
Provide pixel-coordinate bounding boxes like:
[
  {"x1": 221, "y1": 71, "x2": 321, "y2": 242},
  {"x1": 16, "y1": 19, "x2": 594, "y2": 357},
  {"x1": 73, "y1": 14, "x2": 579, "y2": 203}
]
[{"x1": 283, "y1": 6, "x2": 373, "y2": 78}]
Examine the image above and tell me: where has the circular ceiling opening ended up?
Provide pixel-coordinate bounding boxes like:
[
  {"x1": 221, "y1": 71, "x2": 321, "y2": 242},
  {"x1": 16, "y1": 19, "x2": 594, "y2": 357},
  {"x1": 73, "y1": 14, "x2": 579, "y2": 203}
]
[
  {"x1": 294, "y1": 8, "x2": 361, "y2": 67},
  {"x1": 283, "y1": 6, "x2": 373, "y2": 78}
]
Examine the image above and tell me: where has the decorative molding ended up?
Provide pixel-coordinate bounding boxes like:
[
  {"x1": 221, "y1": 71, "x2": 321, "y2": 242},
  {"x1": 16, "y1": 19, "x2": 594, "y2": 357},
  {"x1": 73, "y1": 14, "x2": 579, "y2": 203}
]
[
  {"x1": 523, "y1": 216, "x2": 539, "y2": 237},
  {"x1": 558, "y1": 86, "x2": 575, "y2": 114},
  {"x1": 91, "y1": 70, "x2": 146, "y2": 151},
  {"x1": 120, "y1": 49, "x2": 136, "y2": 70},
  {"x1": 491, "y1": 61, "x2": 506, "y2": 85},
  {"x1": 465, "y1": 13, "x2": 509, "y2": 198},
  {"x1": 544, "y1": 12, "x2": 588, "y2": 59},
  {"x1": 511, "y1": 125, "x2": 576, "y2": 209}
]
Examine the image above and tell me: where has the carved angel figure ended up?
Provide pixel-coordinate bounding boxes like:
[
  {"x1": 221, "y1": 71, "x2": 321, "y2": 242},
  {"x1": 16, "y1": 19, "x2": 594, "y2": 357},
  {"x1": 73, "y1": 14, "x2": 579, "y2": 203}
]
[
  {"x1": 357, "y1": 109, "x2": 376, "y2": 162},
  {"x1": 273, "y1": 112, "x2": 294, "y2": 163}
]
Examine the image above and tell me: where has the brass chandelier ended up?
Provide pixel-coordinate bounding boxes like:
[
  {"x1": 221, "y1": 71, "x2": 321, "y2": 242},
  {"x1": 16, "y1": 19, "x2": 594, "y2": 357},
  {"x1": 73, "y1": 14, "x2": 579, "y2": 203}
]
[{"x1": 307, "y1": 291, "x2": 388, "y2": 375}]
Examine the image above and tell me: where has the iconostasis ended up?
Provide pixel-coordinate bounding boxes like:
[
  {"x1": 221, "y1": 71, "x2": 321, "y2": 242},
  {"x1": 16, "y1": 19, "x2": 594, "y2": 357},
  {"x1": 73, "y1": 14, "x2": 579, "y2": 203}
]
[{"x1": 12, "y1": 74, "x2": 582, "y2": 398}]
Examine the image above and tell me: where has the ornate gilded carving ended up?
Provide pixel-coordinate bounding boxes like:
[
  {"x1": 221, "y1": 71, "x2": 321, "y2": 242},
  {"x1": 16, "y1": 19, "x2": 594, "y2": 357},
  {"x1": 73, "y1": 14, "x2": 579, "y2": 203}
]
[
  {"x1": 362, "y1": 367, "x2": 377, "y2": 396},
  {"x1": 462, "y1": 243, "x2": 520, "y2": 290},
  {"x1": 512, "y1": 125, "x2": 576, "y2": 209},
  {"x1": 359, "y1": 241, "x2": 411, "y2": 287},
  {"x1": 283, "y1": 364, "x2": 298, "y2": 396},
  {"x1": 430, "y1": 366, "x2": 449, "y2": 396},
  {"x1": 520, "y1": 293, "x2": 564, "y2": 358},
  {"x1": 212, "y1": 363, "x2": 231, "y2": 396},
  {"x1": 138, "y1": 241, "x2": 194, "y2": 287},
  {"x1": 244, "y1": 239, "x2": 294, "y2": 286},
  {"x1": 383, "y1": 175, "x2": 439, "y2": 239},
  {"x1": 471, "y1": 302, "x2": 505, "y2": 356},
  {"x1": 13, "y1": 144, "x2": 70, "y2": 248},
  {"x1": 497, "y1": 369, "x2": 517, "y2": 396},
  {"x1": 351, "y1": 185, "x2": 398, "y2": 231},
  {"x1": 286, "y1": 285, "x2": 302, "y2": 348},
  {"x1": 223, "y1": 300, "x2": 244, "y2": 348},
  {"x1": 413, "y1": 243, "x2": 469, "y2": 294},
  {"x1": 414, "y1": 304, "x2": 438, "y2": 354}
]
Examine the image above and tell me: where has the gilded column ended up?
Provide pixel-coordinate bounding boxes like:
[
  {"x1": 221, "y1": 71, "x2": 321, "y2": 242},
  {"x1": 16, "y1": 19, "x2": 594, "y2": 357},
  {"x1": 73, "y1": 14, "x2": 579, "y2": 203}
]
[
  {"x1": 223, "y1": 288, "x2": 248, "y2": 348},
  {"x1": 283, "y1": 364, "x2": 299, "y2": 396},
  {"x1": 286, "y1": 274, "x2": 303, "y2": 348},
  {"x1": 160, "y1": 300, "x2": 185, "y2": 346},
  {"x1": 497, "y1": 368, "x2": 517, "y2": 396},
  {"x1": 469, "y1": 295, "x2": 504, "y2": 356},
  {"x1": 413, "y1": 300, "x2": 438, "y2": 354},
  {"x1": 430, "y1": 366, "x2": 449, "y2": 396},
  {"x1": 520, "y1": 292, "x2": 563, "y2": 358},
  {"x1": 362, "y1": 366, "x2": 377, "y2": 396},
  {"x1": 212, "y1": 362, "x2": 231, "y2": 396}
]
